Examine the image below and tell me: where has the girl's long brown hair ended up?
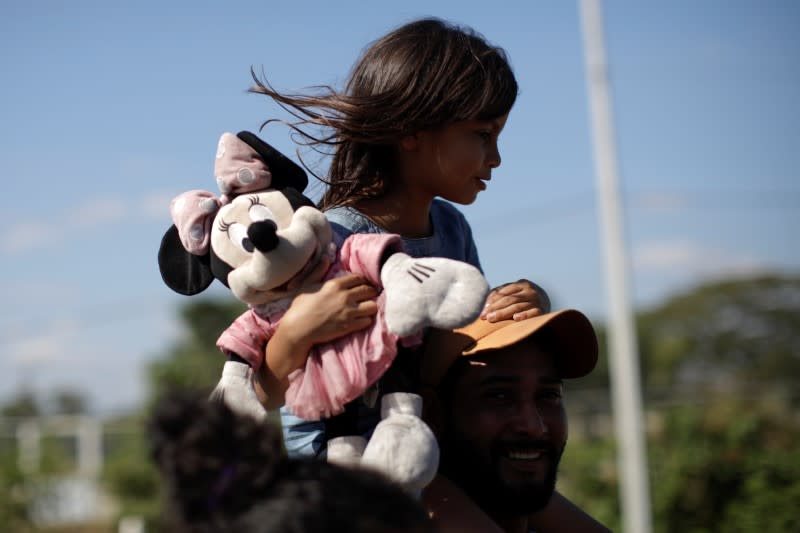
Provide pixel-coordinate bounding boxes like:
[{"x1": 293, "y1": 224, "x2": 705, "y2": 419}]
[{"x1": 250, "y1": 18, "x2": 518, "y2": 210}]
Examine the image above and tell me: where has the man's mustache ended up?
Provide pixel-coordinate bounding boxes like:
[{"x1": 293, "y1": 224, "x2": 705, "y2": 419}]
[{"x1": 493, "y1": 439, "x2": 560, "y2": 458}]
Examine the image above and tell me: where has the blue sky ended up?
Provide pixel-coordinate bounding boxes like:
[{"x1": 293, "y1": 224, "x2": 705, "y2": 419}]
[{"x1": 1, "y1": 1, "x2": 798, "y2": 413}]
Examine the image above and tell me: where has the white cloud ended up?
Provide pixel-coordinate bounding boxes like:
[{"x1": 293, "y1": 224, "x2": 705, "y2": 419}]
[
  {"x1": 0, "y1": 222, "x2": 52, "y2": 254},
  {"x1": 7, "y1": 318, "x2": 82, "y2": 365},
  {"x1": 634, "y1": 240, "x2": 766, "y2": 276},
  {"x1": 1, "y1": 197, "x2": 128, "y2": 255},
  {"x1": 1, "y1": 192, "x2": 172, "y2": 256},
  {"x1": 140, "y1": 191, "x2": 176, "y2": 221},
  {"x1": 68, "y1": 197, "x2": 128, "y2": 228}
]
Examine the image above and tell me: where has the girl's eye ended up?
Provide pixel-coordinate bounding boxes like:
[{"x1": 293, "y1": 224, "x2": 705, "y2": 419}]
[{"x1": 475, "y1": 130, "x2": 491, "y2": 141}]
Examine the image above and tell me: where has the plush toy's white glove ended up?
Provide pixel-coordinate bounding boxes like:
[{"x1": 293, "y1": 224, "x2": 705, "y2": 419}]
[
  {"x1": 209, "y1": 360, "x2": 268, "y2": 422},
  {"x1": 381, "y1": 253, "x2": 490, "y2": 338},
  {"x1": 360, "y1": 393, "x2": 439, "y2": 498},
  {"x1": 327, "y1": 435, "x2": 368, "y2": 468}
]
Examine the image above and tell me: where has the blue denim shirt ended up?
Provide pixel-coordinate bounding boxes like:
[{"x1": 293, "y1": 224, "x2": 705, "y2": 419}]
[{"x1": 280, "y1": 199, "x2": 482, "y2": 458}]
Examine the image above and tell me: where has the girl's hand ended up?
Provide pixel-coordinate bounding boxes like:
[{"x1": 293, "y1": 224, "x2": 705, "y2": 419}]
[
  {"x1": 285, "y1": 273, "x2": 379, "y2": 347},
  {"x1": 266, "y1": 274, "x2": 379, "y2": 378},
  {"x1": 257, "y1": 274, "x2": 379, "y2": 408},
  {"x1": 480, "y1": 278, "x2": 551, "y2": 322}
]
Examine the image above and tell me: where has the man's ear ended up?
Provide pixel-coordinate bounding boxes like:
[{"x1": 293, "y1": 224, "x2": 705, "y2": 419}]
[{"x1": 420, "y1": 385, "x2": 444, "y2": 440}]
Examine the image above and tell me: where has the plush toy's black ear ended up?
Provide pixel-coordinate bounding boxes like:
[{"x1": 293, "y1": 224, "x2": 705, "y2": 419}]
[
  {"x1": 237, "y1": 131, "x2": 308, "y2": 192},
  {"x1": 158, "y1": 225, "x2": 215, "y2": 295}
]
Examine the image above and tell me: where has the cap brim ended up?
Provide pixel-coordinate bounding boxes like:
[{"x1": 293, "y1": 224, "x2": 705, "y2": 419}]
[{"x1": 421, "y1": 309, "x2": 598, "y2": 386}]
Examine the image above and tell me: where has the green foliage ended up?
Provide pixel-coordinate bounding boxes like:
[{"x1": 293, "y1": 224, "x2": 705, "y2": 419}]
[
  {"x1": 1, "y1": 390, "x2": 40, "y2": 418},
  {"x1": 0, "y1": 390, "x2": 93, "y2": 531},
  {"x1": 561, "y1": 273, "x2": 800, "y2": 532},
  {"x1": 38, "y1": 437, "x2": 76, "y2": 476},
  {"x1": 102, "y1": 420, "x2": 164, "y2": 531},
  {"x1": 561, "y1": 394, "x2": 800, "y2": 533},
  {"x1": 635, "y1": 274, "x2": 800, "y2": 393},
  {"x1": 559, "y1": 435, "x2": 620, "y2": 531},
  {"x1": 654, "y1": 396, "x2": 799, "y2": 533},
  {"x1": 147, "y1": 298, "x2": 247, "y2": 404},
  {"x1": 49, "y1": 390, "x2": 88, "y2": 415},
  {"x1": 0, "y1": 446, "x2": 35, "y2": 532},
  {"x1": 104, "y1": 298, "x2": 247, "y2": 529}
]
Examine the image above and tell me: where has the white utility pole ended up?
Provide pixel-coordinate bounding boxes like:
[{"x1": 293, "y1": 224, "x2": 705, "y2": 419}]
[{"x1": 578, "y1": 1, "x2": 654, "y2": 533}]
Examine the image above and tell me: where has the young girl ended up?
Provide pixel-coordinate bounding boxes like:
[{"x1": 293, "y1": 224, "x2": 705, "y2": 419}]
[{"x1": 249, "y1": 18, "x2": 548, "y2": 458}]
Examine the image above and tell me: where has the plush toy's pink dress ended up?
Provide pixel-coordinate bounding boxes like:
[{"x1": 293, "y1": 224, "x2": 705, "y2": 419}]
[{"x1": 217, "y1": 233, "x2": 419, "y2": 421}]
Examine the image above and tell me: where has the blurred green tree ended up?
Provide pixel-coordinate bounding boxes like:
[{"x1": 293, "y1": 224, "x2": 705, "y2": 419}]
[
  {"x1": 0, "y1": 445, "x2": 35, "y2": 532},
  {"x1": 48, "y1": 390, "x2": 88, "y2": 415},
  {"x1": 561, "y1": 273, "x2": 800, "y2": 533},
  {"x1": 105, "y1": 297, "x2": 246, "y2": 531},
  {"x1": 0, "y1": 390, "x2": 82, "y2": 532},
  {"x1": 102, "y1": 413, "x2": 164, "y2": 531},
  {"x1": 1, "y1": 390, "x2": 40, "y2": 418},
  {"x1": 147, "y1": 298, "x2": 247, "y2": 403},
  {"x1": 636, "y1": 274, "x2": 800, "y2": 394}
]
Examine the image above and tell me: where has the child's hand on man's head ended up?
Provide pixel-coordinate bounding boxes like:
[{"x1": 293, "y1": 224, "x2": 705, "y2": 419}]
[{"x1": 480, "y1": 279, "x2": 551, "y2": 322}]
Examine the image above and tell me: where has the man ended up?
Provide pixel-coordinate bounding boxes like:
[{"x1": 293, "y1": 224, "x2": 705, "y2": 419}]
[{"x1": 420, "y1": 309, "x2": 612, "y2": 533}]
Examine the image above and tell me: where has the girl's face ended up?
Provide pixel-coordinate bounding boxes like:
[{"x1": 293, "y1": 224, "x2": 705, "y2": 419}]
[{"x1": 400, "y1": 114, "x2": 508, "y2": 205}]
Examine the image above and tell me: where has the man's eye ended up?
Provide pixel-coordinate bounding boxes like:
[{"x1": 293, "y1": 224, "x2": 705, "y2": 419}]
[
  {"x1": 539, "y1": 390, "x2": 563, "y2": 404},
  {"x1": 484, "y1": 390, "x2": 511, "y2": 402},
  {"x1": 475, "y1": 130, "x2": 491, "y2": 140}
]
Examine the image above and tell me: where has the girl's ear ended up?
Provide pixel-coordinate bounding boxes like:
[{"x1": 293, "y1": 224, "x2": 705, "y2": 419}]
[{"x1": 399, "y1": 133, "x2": 421, "y2": 151}]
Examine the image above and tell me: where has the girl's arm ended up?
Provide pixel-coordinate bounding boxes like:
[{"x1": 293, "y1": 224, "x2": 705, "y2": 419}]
[
  {"x1": 481, "y1": 278, "x2": 551, "y2": 322},
  {"x1": 253, "y1": 274, "x2": 379, "y2": 409}
]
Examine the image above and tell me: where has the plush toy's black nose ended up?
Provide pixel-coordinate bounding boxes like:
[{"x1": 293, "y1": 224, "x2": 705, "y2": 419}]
[{"x1": 248, "y1": 220, "x2": 279, "y2": 253}]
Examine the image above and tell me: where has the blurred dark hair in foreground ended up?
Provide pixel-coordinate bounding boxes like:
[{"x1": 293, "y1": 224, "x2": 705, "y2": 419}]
[{"x1": 148, "y1": 390, "x2": 433, "y2": 533}]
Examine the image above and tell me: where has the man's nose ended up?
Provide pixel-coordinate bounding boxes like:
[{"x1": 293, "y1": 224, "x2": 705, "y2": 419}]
[{"x1": 511, "y1": 402, "x2": 548, "y2": 437}]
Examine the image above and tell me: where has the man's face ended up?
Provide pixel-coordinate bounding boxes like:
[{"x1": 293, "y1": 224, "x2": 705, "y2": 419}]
[{"x1": 438, "y1": 339, "x2": 568, "y2": 517}]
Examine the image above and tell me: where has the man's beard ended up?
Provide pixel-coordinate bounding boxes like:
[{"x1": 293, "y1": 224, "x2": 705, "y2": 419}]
[{"x1": 439, "y1": 428, "x2": 563, "y2": 518}]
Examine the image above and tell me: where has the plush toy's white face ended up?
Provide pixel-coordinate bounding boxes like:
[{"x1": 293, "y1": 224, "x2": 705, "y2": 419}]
[{"x1": 210, "y1": 190, "x2": 332, "y2": 305}]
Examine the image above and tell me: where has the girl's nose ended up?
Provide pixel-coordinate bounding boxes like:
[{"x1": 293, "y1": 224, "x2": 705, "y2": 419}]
[{"x1": 487, "y1": 142, "x2": 501, "y2": 168}]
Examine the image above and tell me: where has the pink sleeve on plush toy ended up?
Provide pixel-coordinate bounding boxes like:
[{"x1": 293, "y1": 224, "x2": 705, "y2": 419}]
[
  {"x1": 338, "y1": 233, "x2": 403, "y2": 285},
  {"x1": 216, "y1": 311, "x2": 277, "y2": 369},
  {"x1": 285, "y1": 233, "x2": 430, "y2": 421}
]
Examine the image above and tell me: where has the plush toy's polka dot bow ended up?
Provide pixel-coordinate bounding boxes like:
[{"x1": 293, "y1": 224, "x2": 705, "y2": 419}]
[{"x1": 170, "y1": 132, "x2": 273, "y2": 255}]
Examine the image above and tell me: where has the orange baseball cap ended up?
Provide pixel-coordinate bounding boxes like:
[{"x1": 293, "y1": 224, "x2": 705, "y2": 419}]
[{"x1": 420, "y1": 309, "x2": 599, "y2": 386}]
